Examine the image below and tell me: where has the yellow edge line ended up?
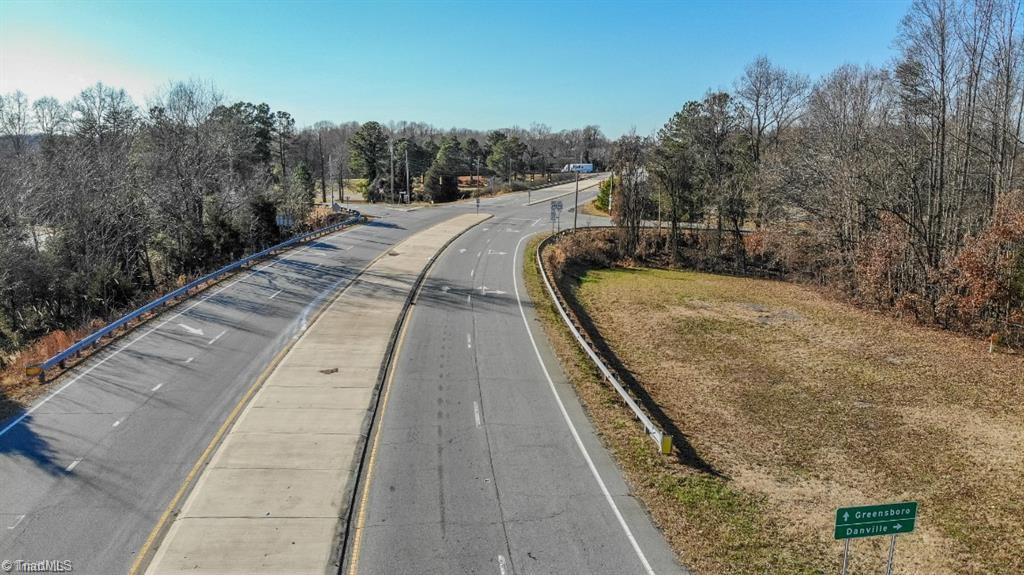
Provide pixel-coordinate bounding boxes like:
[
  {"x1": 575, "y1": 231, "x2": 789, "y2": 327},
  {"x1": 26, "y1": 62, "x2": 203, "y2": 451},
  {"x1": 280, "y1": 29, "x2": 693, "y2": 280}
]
[
  {"x1": 345, "y1": 300, "x2": 412, "y2": 575},
  {"x1": 127, "y1": 224, "x2": 384, "y2": 575},
  {"x1": 126, "y1": 345, "x2": 279, "y2": 575},
  {"x1": 346, "y1": 214, "x2": 491, "y2": 574}
]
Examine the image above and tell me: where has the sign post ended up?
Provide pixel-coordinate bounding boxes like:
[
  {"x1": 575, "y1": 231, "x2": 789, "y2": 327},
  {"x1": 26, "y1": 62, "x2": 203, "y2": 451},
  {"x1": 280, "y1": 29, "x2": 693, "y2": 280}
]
[
  {"x1": 834, "y1": 501, "x2": 917, "y2": 575},
  {"x1": 550, "y1": 200, "x2": 563, "y2": 233}
]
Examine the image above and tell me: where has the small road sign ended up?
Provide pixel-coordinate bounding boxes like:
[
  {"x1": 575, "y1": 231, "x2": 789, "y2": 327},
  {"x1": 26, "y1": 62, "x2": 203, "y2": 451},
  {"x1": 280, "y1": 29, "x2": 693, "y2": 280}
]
[
  {"x1": 834, "y1": 502, "x2": 917, "y2": 540},
  {"x1": 550, "y1": 200, "x2": 563, "y2": 222}
]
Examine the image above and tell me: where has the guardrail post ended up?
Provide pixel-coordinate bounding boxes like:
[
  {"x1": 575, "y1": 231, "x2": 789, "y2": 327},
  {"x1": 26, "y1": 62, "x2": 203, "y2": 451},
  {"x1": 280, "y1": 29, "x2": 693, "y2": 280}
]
[
  {"x1": 34, "y1": 210, "x2": 361, "y2": 378},
  {"x1": 538, "y1": 229, "x2": 673, "y2": 457}
]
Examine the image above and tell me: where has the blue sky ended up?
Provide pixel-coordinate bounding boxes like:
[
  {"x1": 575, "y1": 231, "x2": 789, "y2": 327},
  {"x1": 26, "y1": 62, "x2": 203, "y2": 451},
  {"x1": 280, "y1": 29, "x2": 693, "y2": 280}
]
[{"x1": 0, "y1": 0, "x2": 910, "y2": 136}]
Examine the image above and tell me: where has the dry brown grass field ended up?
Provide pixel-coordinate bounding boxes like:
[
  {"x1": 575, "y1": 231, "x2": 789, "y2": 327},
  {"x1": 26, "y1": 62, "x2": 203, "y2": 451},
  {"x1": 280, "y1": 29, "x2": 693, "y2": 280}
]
[{"x1": 525, "y1": 241, "x2": 1023, "y2": 574}]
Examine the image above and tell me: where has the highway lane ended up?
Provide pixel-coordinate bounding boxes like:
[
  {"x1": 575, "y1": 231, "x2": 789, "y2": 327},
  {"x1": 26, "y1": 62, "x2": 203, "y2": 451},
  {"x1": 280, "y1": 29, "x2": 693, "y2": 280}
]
[
  {"x1": 0, "y1": 207, "x2": 468, "y2": 574},
  {"x1": 348, "y1": 184, "x2": 683, "y2": 574}
]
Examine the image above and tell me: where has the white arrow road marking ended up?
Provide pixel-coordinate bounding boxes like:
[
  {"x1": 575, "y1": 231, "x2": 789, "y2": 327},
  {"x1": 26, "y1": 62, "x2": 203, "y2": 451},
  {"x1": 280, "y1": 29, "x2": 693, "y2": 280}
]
[
  {"x1": 178, "y1": 323, "x2": 204, "y2": 336},
  {"x1": 151, "y1": 383, "x2": 163, "y2": 392},
  {"x1": 459, "y1": 248, "x2": 467, "y2": 254},
  {"x1": 474, "y1": 401, "x2": 482, "y2": 427},
  {"x1": 467, "y1": 333, "x2": 472, "y2": 349},
  {"x1": 184, "y1": 357, "x2": 194, "y2": 364},
  {"x1": 478, "y1": 286, "x2": 508, "y2": 296},
  {"x1": 497, "y1": 554, "x2": 508, "y2": 575},
  {"x1": 487, "y1": 250, "x2": 508, "y2": 256},
  {"x1": 207, "y1": 330, "x2": 227, "y2": 345},
  {"x1": 112, "y1": 420, "x2": 121, "y2": 428},
  {"x1": 470, "y1": 269, "x2": 475, "y2": 278},
  {"x1": 7, "y1": 514, "x2": 25, "y2": 530}
]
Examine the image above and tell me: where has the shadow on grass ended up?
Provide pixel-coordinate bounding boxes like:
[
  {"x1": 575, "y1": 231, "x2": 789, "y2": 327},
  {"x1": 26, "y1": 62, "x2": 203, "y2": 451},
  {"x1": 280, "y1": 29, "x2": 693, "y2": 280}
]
[{"x1": 555, "y1": 270, "x2": 725, "y2": 478}]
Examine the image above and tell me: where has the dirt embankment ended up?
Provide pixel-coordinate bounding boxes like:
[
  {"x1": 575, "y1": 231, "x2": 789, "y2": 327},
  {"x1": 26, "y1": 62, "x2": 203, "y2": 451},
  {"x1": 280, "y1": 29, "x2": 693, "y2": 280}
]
[{"x1": 526, "y1": 231, "x2": 1024, "y2": 575}]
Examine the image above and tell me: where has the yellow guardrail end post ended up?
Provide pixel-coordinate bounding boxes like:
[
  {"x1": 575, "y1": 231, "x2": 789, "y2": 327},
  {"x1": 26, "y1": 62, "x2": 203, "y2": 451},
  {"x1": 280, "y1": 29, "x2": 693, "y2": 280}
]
[{"x1": 660, "y1": 434, "x2": 673, "y2": 455}]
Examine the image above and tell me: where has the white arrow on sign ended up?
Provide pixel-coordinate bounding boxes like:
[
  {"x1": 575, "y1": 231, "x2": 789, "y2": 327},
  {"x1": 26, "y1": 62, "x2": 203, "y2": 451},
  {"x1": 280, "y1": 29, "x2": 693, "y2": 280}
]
[
  {"x1": 178, "y1": 323, "x2": 204, "y2": 336},
  {"x1": 893, "y1": 523, "x2": 903, "y2": 530},
  {"x1": 843, "y1": 512, "x2": 850, "y2": 522}
]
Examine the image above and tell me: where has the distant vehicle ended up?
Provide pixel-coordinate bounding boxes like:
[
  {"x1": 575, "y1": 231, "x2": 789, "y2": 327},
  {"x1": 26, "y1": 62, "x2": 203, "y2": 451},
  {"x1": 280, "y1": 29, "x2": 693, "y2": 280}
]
[{"x1": 561, "y1": 163, "x2": 594, "y2": 173}]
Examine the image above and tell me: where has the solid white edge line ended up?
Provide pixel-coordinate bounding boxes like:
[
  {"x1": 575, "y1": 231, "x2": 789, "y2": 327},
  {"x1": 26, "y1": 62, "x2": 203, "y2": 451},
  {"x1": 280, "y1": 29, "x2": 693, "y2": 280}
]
[
  {"x1": 7, "y1": 514, "x2": 25, "y2": 530},
  {"x1": 0, "y1": 224, "x2": 361, "y2": 439},
  {"x1": 512, "y1": 233, "x2": 656, "y2": 575}
]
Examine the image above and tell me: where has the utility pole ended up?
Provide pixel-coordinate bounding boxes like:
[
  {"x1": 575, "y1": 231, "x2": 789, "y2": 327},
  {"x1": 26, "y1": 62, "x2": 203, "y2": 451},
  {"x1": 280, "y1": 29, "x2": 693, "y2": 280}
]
[
  {"x1": 339, "y1": 151, "x2": 346, "y2": 204},
  {"x1": 389, "y1": 137, "x2": 395, "y2": 205},
  {"x1": 318, "y1": 131, "x2": 327, "y2": 204},
  {"x1": 405, "y1": 147, "x2": 410, "y2": 204},
  {"x1": 573, "y1": 171, "x2": 580, "y2": 230},
  {"x1": 608, "y1": 171, "x2": 614, "y2": 216}
]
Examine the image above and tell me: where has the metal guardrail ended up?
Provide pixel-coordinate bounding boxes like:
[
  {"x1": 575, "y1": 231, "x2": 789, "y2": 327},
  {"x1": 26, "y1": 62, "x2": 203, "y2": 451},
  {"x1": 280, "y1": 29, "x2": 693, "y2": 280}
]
[
  {"x1": 27, "y1": 210, "x2": 363, "y2": 381},
  {"x1": 535, "y1": 230, "x2": 673, "y2": 455}
]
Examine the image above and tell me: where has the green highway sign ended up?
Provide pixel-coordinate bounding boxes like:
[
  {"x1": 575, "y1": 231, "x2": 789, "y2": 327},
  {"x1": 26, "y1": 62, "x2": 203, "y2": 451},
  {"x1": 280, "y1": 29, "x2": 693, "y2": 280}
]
[{"x1": 834, "y1": 502, "x2": 917, "y2": 540}]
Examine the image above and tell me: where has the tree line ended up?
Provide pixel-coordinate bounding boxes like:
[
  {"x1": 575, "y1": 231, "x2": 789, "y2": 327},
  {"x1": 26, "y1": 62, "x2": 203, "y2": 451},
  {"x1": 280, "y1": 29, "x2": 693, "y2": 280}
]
[
  {"x1": 0, "y1": 80, "x2": 608, "y2": 362},
  {"x1": 611, "y1": 0, "x2": 1023, "y2": 339}
]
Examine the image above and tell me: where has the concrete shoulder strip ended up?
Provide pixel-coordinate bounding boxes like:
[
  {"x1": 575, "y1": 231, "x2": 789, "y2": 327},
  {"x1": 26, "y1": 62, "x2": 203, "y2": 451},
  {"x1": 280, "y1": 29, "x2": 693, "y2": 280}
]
[{"x1": 143, "y1": 213, "x2": 492, "y2": 575}]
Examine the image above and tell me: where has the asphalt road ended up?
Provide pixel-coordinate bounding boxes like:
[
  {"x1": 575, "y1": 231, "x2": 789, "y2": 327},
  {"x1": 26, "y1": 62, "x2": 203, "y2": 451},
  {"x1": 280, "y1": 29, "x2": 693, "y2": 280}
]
[
  {"x1": 347, "y1": 181, "x2": 684, "y2": 574},
  {"x1": 0, "y1": 204, "x2": 469, "y2": 574},
  {"x1": 0, "y1": 176, "x2": 678, "y2": 575}
]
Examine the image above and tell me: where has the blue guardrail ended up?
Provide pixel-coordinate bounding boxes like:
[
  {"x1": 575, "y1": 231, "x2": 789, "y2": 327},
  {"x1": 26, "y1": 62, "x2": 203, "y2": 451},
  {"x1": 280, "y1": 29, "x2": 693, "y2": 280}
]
[{"x1": 27, "y1": 210, "x2": 362, "y2": 381}]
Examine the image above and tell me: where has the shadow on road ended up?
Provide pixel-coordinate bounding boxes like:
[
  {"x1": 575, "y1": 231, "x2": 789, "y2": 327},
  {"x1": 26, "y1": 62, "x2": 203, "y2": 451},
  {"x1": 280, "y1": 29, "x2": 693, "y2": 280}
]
[
  {"x1": 365, "y1": 220, "x2": 407, "y2": 231},
  {"x1": 0, "y1": 409, "x2": 69, "y2": 477}
]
